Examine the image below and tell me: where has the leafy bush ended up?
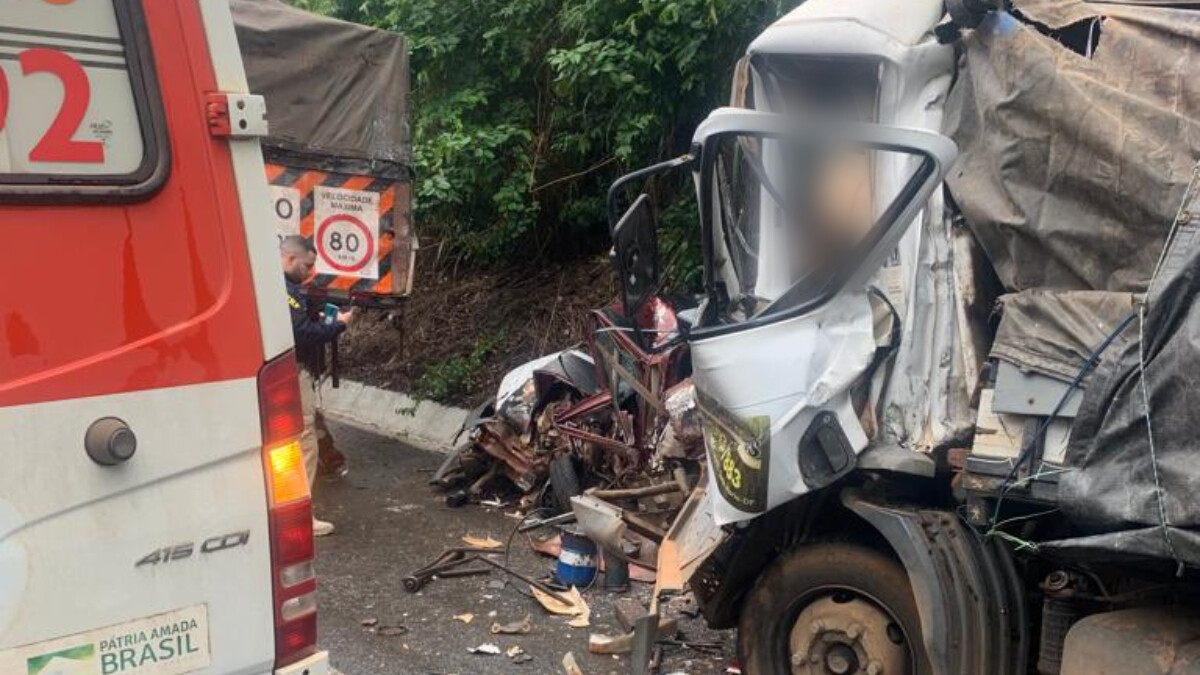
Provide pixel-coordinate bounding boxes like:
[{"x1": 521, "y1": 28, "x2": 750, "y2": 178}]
[
  {"x1": 290, "y1": 0, "x2": 800, "y2": 272},
  {"x1": 410, "y1": 331, "x2": 506, "y2": 404}
]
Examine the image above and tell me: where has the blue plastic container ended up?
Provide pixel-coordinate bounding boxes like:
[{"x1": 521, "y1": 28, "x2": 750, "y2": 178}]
[{"x1": 555, "y1": 527, "x2": 598, "y2": 587}]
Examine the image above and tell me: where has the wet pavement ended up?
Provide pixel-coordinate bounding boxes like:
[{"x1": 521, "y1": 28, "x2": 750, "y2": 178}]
[{"x1": 314, "y1": 421, "x2": 734, "y2": 675}]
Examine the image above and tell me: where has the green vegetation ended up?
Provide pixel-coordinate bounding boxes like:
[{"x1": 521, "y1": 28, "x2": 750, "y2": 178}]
[
  {"x1": 290, "y1": 0, "x2": 800, "y2": 276},
  {"x1": 410, "y1": 330, "x2": 506, "y2": 404}
]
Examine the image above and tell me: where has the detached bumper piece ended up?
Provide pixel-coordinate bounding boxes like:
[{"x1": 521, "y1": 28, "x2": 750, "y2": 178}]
[
  {"x1": 276, "y1": 650, "x2": 329, "y2": 675},
  {"x1": 843, "y1": 492, "x2": 1029, "y2": 675}
]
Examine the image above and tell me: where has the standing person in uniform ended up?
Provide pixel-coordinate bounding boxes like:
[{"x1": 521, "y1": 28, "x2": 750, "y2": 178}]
[
  {"x1": 301, "y1": 244, "x2": 350, "y2": 479},
  {"x1": 280, "y1": 235, "x2": 353, "y2": 536}
]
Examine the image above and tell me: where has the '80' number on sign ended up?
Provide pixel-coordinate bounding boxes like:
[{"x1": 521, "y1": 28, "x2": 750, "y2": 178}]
[{"x1": 0, "y1": 48, "x2": 106, "y2": 164}]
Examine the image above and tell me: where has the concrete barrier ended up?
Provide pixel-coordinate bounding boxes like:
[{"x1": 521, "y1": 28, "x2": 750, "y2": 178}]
[{"x1": 318, "y1": 379, "x2": 468, "y2": 453}]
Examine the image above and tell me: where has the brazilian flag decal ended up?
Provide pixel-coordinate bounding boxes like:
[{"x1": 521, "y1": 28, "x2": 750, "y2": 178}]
[{"x1": 26, "y1": 644, "x2": 95, "y2": 674}]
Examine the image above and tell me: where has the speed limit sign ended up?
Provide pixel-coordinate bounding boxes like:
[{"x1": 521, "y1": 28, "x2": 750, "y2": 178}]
[{"x1": 313, "y1": 185, "x2": 379, "y2": 279}]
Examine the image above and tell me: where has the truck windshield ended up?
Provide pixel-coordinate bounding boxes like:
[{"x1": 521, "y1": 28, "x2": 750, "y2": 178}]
[
  {"x1": 705, "y1": 131, "x2": 930, "y2": 323},
  {"x1": 749, "y1": 55, "x2": 879, "y2": 123}
]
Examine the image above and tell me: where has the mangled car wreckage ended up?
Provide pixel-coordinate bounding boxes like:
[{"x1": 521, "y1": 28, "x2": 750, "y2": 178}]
[{"x1": 439, "y1": 0, "x2": 1200, "y2": 673}]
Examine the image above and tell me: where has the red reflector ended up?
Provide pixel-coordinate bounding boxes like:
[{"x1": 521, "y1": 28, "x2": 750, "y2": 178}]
[
  {"x1": 258, "y1": 351, "x2": 304, "y2": 445},
  {"x1": 272, "y1": 500, "x2": 315, "y2": 566},
  {"x1": 275, "y1": 612, "x2": 317, "y2": 666}
]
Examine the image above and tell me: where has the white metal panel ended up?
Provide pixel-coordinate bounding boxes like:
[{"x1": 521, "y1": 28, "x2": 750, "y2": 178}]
[
  {"x1": 759, "y1": 0, "x2": 946, "y2": 48},
  {"x1": 0, "y1": 378, "x2": 275, "y2": 675},
  {"x1": 690, "y1": 293, "x2": 875, "y2": 524},
  {"x1": 197, "y1": 0, "x2": 294, "y2": 362}
]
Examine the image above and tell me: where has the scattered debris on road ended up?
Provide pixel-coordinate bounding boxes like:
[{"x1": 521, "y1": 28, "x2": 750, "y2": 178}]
[
  {"x1": 461, "y1": 533, "x2": 503, "y2": 549},
  {"x1": 317, "y1": 423, "x2": 734, "y2": 674},
  {"x1": 467, "y1": 642, "x2": 502, "y2": 655},
  {"x1": 531, "y1": 586, "x2": 591, "y2": 628},
  {"x1": 490, "y1": 614, "x2": 532, "y2": 634},
  {"x1": 589, "y1": 616, "x2": 678, "y2": 655},
  {"x1": 563, "y1": 651, "x2": 585, "y2": 675}
]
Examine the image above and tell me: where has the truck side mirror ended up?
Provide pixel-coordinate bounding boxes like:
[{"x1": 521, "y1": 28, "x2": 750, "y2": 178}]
[{"x1": 611, "y1": 194, "x2": 659, "y2": 318}]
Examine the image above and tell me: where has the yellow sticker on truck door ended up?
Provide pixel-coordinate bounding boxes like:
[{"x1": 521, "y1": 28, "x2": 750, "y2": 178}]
[
  {"x1": 704, "y1": 414, "x2": 771, "y2": 514},
  {"x1": 694, "y1": 388, "x2": 772, "y2": 514},
  {"x1": 0, "y1": 605, "x2": 210, "y2": 675}
]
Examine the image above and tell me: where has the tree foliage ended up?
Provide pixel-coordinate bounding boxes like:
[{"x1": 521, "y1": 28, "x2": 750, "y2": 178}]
[{"x1": 290, "y1": 0, "x2": 799, "y2": 268}]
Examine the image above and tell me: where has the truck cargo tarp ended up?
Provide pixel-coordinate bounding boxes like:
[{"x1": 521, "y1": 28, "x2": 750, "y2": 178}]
[
  {"x1": 944, "y1": 0, "x2": 1200, "y2": 293},
  {"x1": 230, "y1": 0, "x2": 410, "y2": 176},
  {"x1": 1049, "y1": 206, "x2": 1200, "y2": 567},
  {"x1": 945, "y1": 1, "x2": 1200, "y2": 567},
  {"x1": 990, "y1": 289, "x2": 1135, "y2": 383}
]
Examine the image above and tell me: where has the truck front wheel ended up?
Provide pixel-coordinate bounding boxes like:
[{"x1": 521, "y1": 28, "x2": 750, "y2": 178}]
[{"x1": 738, "y1": 542, "x2": 930, "y2": 675}]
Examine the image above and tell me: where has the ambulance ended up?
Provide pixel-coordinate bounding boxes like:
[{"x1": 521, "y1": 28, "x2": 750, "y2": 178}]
[{"x1": 0, "y1": 1, "x2": 329, "y2": 674}]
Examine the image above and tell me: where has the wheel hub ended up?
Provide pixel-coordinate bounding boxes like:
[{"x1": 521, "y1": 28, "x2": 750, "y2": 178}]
[
  {"x1": 825, "y1": 644, "x2": 858, "y2": 674},
  {"x1": 788, "y1": 595, "x2": 909, "y2": 675}
]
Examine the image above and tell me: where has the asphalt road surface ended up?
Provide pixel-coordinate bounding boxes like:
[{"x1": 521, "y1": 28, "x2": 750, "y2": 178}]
[{"x1": 314, "y1": 421, "x2": 734, "y2": 675}]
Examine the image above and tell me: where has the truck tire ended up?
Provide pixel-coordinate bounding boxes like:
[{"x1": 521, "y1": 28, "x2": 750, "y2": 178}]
[
  {"x1": 738, "y1": 542, "x2": 930, "y2": 675},
  {"x1": 548, "y1": 455, "x2": 582, "y2": 514}
]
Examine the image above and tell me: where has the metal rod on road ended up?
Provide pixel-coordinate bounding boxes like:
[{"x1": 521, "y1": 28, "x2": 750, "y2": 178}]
[
  {"x1": 588, "y1": 482, "x2": 681, "y2": 501},
  {"x1": 472, "y1": 555, "x2": 575, "y2": 605},
  {"x1": 517, "y1": 511, "x2": 576, "y2": 533},
  {"x1": 434, "y1": 567, "x2": 491, "y2": 579}
]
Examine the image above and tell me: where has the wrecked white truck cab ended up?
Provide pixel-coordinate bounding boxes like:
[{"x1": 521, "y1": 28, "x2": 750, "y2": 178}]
[
  {"x1": 689, "y1": 0, "x2": 983, "y2": 523},
  {"x1": 669, "y1": 0, "x2": 966, "y2": 527},
  {"x1": 686, "y1": 110, "x2": 956, "y2": 524}
]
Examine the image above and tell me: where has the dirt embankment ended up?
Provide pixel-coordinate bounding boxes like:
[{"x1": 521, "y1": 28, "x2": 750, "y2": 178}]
[{"x1": 338, "y1": 251, "x2": 616, "y2": 407}]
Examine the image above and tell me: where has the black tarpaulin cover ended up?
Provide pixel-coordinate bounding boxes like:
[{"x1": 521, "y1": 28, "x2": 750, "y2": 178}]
[
  {"x1": 990, "y1": 290, "x2": 1135, "y2": 383},
  {"x1": 230, "y1": 0, "x2": 410, "y2": 172},
  {"x1": 945, "y1": 0, "x2": 1200, "y2": 566},
  {"x1": 1051, "y1": 201, "x2": 1200, "y2": 566},
  {"x1": 944, "y1": 0, "x2": 1200, "y2": 293}
]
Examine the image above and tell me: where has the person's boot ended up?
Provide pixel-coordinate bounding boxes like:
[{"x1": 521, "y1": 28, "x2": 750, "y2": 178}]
[
  {"x1": 315, "y1": 411, "x2": 348, "y2": 478},
  {"x1": 318, "y1": 446, "x2": 348, "y2": 478},
  {"x1": 313, "y1": 518, "x2": 335, "y2": 537}
]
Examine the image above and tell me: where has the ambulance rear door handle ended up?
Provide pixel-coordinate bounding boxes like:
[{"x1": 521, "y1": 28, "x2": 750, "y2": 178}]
[{"x1": 85, "y1": 417, "x2": 138, "y2": 466}]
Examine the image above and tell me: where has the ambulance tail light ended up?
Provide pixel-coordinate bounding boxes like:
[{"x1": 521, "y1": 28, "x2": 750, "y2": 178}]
[{"x1": 258, "y1": 351, "x2": 318, "y2": 668}]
